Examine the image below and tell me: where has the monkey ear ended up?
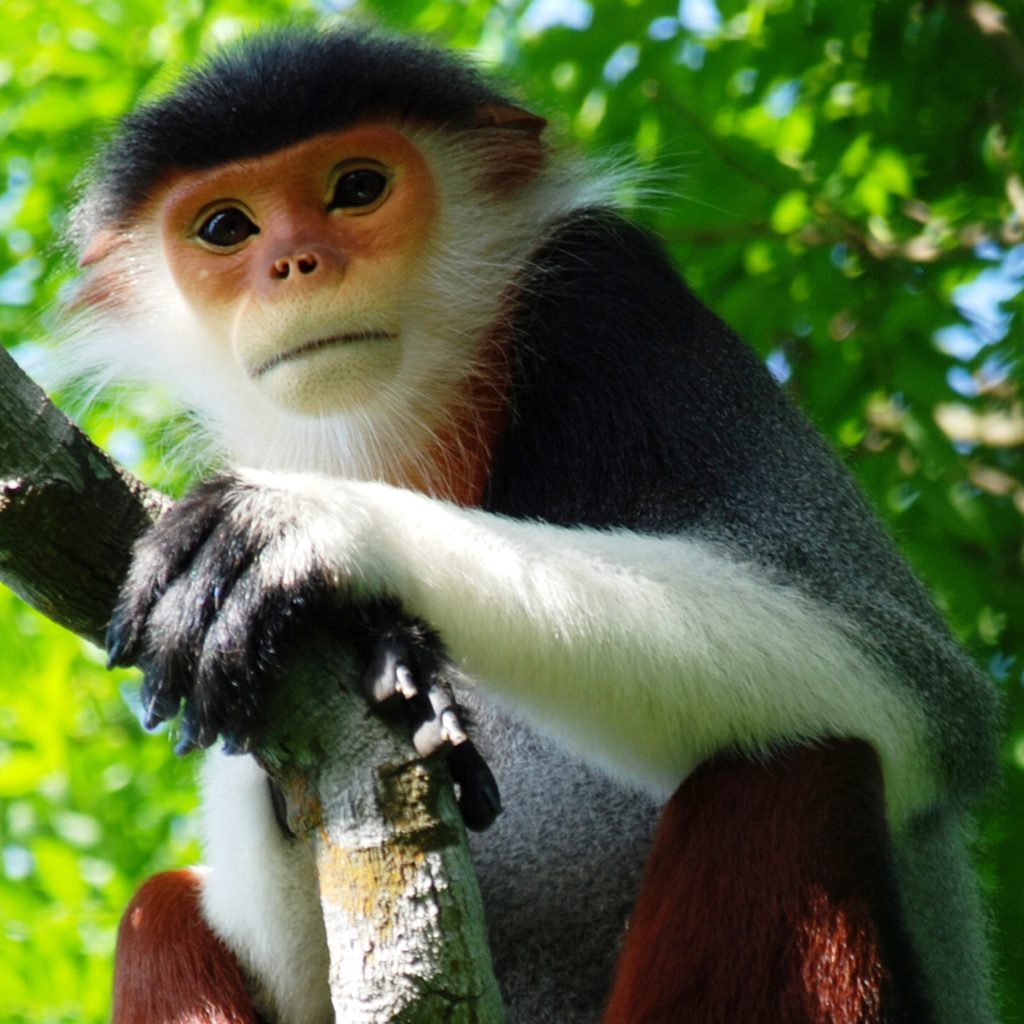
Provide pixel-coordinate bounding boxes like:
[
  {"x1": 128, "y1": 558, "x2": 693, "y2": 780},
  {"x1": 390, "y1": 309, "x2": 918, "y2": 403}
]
[
  {"x1": 71, "y1": 229, "x2": 130, "y2": 310},
  {"x1": 78, "y1": 229, "x2": 121, "y2": 268},
  {"x1": 472, "y1": 104, "x2": 548, "y2": 190},
  {"x1": 474, "y1": 103, "x2": 548, "y2": 139}
]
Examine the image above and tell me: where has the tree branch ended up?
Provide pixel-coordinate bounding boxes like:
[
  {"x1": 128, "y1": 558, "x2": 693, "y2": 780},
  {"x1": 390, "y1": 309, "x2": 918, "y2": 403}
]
[
  {"x1": 0, "y1": 346, "x2": 166, "y2": 645},
  {"x1": 0, "y1": 344, "x2": 502, "y2": 1023}
]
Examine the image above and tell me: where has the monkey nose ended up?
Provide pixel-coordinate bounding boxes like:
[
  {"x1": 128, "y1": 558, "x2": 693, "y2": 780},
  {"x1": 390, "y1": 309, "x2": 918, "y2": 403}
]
[
  {"x1": 262, "y1": 242, "x2": 347, "y2": 289},
  {"x1": 270, "y1": 251, "x2": 320, "y2": 280}
]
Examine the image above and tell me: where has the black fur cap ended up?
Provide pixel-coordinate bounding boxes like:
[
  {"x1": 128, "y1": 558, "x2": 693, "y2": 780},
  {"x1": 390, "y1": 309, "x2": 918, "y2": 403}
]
[{"x1": 87, "y1": 26, "x2": 511, "y2": 224}]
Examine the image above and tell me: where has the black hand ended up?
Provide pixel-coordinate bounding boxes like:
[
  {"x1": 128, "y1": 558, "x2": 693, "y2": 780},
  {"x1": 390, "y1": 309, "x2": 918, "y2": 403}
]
[{"x1": 359, "y1": 612, "x2": 502, "y2": 831}]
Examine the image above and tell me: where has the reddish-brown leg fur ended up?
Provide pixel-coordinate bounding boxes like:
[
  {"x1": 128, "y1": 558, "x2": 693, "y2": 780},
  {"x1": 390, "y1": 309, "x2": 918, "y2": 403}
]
[
  {"x1": 112, "y1": 868, "x2": 263, "y2": 1024},
  {"x1": 603, "y1": 739, "x2": 933, "y2": 1024}
]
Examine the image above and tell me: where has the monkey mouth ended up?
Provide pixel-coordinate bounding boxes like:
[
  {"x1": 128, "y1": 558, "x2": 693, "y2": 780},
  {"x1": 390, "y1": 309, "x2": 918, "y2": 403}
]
[{"x1": 252, "y1": 330, "x2": 398, "y2": 378}]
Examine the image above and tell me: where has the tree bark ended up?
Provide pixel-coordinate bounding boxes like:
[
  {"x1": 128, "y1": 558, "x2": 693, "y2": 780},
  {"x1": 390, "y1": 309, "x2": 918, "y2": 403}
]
[{"x1": 0, "y1": 344, "x2": 503, "y2": 1023}]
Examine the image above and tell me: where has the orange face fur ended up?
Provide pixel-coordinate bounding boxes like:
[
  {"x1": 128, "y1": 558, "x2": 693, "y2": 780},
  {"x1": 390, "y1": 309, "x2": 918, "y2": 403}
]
[{"x1": 154, "y1": 126, "x2": 438, "y2": 415}]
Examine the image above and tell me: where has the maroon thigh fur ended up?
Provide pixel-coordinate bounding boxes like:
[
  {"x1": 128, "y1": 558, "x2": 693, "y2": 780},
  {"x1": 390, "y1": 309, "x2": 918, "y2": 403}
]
[
  {"x1": 113, "y1": 868, "x2": 262, "y2": 1024},
  {"x1": 603, "y1": 739, "x2": 930, "y2": 1024}
]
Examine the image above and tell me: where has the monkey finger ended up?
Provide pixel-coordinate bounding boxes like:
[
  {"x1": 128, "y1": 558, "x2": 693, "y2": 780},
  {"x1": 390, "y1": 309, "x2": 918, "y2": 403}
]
[
  {"x1": 395, "y1": 663, "x2": 418, "y2": 699},
  {"x1": 173, "y1": 723, "x2": 205, "y2": 757},
  {"x1": 138, "y1": 649, "x2": 193, "y2": 728},
  {"x1": 128, "y1": 576, "x2": 216, "y2": 720},
  {"x1": 189, "y1": 602, "x2": 279, "y2": 748},
  {"x1": 409, "y1": 702, "x2": 446, "y2": 757},
  {"x1": 139, "y1": 677, "x2": 184, "y2": 730},
  {"x1": 106, "y1": 601, "x2": 149, "y2": 669},
  {"x1": 409, "y1": 685, "x2": 468, "y2": 757},
  {"x1": 175, "y1": 700, "x2": 221, "y2": 756},
  {"x1": 428, "y1": 685, "x2": 469, "y2": 746},
  {"x1": 361, "y1": 638, "x2": 419, "y2": 706},
  {"x1": 440, "y1": 706, "x2": 468, "y2": 746},
  {"x1": 220, "y1": 730, "x2": 255, "y2": 756}
]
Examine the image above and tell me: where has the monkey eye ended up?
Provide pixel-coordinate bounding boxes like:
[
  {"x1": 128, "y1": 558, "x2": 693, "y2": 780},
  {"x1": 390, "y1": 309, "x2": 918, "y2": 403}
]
[
  {"x1": 196, "y1": 206, "x2": 260, "y2": 248},
  {"x1": 329, "y1": 167, "x2": 390, "y2": 211}
]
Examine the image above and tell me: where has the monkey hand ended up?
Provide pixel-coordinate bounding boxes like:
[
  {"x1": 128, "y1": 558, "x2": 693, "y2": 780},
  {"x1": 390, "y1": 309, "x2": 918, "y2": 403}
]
[
  {"x1": 358, "y1": 606, "x2": 501, "y2": 831},
  {"x1": 105, "y1": 474, "x2": 501, "y2": 830}
]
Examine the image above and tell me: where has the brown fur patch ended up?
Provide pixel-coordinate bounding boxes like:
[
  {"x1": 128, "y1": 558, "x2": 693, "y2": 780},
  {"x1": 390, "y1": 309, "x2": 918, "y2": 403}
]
[
  {"x1": 112, "y1": 869, "x2": 262, "y2": 1024},
  {"x1": 393, "y1": 328, "x2": 510, "y2": 507}
]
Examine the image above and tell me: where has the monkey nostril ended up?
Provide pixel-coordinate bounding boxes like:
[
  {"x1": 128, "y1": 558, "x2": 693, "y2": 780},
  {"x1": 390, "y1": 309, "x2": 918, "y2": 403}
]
[{"x1": 270, "y1": 253, "x2": 319, "y2": 280}]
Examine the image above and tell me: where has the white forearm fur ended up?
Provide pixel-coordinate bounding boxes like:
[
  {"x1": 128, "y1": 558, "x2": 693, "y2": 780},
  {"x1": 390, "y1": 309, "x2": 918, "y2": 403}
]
[{"x1": 241, "y1": 469, "x2": 935, "y2": 818}]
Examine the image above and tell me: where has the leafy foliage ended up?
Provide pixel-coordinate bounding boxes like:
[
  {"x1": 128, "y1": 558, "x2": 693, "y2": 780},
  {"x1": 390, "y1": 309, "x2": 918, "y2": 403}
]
[{"x1": 1, "y1": 0, "x2": 1021, "y2": 1019}]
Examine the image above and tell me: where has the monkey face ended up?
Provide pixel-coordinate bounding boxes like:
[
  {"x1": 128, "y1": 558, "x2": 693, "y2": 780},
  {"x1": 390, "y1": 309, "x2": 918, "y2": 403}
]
[
  {"x1": 70, "y1": 103, "x2": 551, "y2": 478},
  {"x1": 155, "y1": 126, "x2": 438, "y2": 415}
]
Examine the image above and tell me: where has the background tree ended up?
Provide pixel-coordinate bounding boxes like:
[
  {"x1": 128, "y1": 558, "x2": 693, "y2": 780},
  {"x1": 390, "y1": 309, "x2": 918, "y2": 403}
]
[{"x1": 1, "y1": 0, "x2": 1020, "y2": 1020}]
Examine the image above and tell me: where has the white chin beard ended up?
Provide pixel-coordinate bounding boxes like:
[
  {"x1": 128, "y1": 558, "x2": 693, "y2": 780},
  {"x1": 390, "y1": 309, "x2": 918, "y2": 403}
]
[{"x1": 251, "y1": 335, "x2": 402, "y2": 416}]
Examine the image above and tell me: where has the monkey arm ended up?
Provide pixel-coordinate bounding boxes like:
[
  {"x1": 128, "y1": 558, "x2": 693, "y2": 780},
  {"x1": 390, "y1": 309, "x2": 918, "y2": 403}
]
[
  {"x1": 273, "y1": 472, "x2": 939, "y2": 819},
  {"x1": 107, "y1": 469, "x2": 937, "y2": 822}
]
